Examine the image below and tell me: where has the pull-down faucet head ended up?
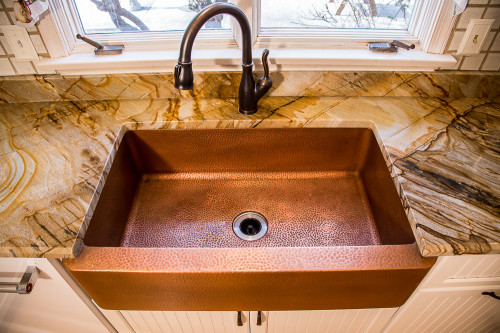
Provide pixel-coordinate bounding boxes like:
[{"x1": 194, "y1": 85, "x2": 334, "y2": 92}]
[{"x1": 174, "y1": 3, "x2": 272, "y2": 115}]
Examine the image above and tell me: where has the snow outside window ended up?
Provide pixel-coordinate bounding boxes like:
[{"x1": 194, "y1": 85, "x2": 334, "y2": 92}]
[
  {"x1": 260, "y1": 0, "x2": 417, "y2": 30},
  {"x1": 72, "y1": 0, "x2": 418, "y2": 38}
]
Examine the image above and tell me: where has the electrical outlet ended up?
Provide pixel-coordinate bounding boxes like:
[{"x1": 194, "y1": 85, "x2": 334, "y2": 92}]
[
  {"x1": 0, "y1": 25, "x2": 38, "y2": 61},
  {"x1": 457, "y1": 19, "x2": 495, "y2": 55}
]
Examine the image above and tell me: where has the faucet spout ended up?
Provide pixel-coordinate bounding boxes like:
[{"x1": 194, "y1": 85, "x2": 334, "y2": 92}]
[{"x1": 174, "y1": 3, "x2": 272, "y2": 115}]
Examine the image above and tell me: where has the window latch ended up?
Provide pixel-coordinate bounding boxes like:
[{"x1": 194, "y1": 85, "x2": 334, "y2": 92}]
[
  {"x1": 369, "y1": 40, "x2": 415, "y2": 53},
  {"x1": 76, "y1": 34, "x2": 123, "y2": 55}
]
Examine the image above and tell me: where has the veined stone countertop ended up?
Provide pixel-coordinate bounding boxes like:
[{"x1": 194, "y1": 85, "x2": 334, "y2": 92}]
[{"x1": 0, "y1": 96, "x2": 498, "y2": 258}]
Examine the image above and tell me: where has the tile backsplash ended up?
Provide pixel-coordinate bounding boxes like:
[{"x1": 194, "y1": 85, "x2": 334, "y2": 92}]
[
  {"x1": 443, "y1": 0, "x2": 500, "y2": 71},
  {"x1": 0, "y1": 0, "x2": 49, "y2": 75},
  {"x1": 0, "y1": 0, "x2": 498, "y2": 76}
]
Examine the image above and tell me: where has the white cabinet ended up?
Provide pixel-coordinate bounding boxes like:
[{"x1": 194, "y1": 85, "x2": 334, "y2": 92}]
[
  {"x1": 106, "y1": 308, "x2": 397, "y2": 333},
  {"x1": 0, "y1": 258, "x2": 111, "y2": 333},
  {"x1": 383, "y1": 255, "x2": 500, "y2": 333}
]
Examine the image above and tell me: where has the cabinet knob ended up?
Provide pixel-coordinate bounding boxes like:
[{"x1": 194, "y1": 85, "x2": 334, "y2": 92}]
[{"x1": 0, "y1": 266, "x2": 38, "y2": 294}]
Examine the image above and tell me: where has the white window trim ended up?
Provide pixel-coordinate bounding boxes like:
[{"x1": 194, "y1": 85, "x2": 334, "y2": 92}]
[
  {"x1": 38, "y1": 0, "x2": 238, "y2": 55},
  {"x1": 36, "y1": 0, "x2": 457, "y2": 74},
  {"x1": 252, "y1": 0, "x2": 456, "y2": 53}
]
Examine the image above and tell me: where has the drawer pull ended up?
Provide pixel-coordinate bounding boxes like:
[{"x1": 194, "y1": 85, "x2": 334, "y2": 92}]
[
  {"x1": 237, "y1": 311, "x2": 243, "y2": 326},
  {"x1": 257, "y1": 311, "x2": 262, "y2": 326},
  {"x1": 482, "y1": 291, "x2": 500, "y2": 300},
  {"x1": 0, "y1": 266, "x2": 38, "y2": 294}
]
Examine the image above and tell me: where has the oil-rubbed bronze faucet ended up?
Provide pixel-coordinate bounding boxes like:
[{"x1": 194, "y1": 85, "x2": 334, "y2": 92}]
[{"x1": 174, "y1": 3, "x2": 272, "y2": 115}]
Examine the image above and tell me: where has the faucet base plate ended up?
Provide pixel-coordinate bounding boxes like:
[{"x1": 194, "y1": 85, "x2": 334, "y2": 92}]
[{"x1": 239, "y1": 108, "x2": 257, "y2": 115}]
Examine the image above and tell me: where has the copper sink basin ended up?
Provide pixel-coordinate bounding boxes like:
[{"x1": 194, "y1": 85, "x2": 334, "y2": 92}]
[{"x1": 64, "y1": 127, "x2": 435, "y2": 311}]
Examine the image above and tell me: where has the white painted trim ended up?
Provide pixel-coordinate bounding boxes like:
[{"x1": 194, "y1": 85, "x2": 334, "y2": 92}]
[
  {"x1": 71, "y1": 31, "x2": 237, "y2": 53},
  {"x1": 36, "y1": 48, "x2": 456, "y2": 75},
  {"x1": 255, "y1": 0, "x2": 457, "y2": 54},
  {"x1": 38, "y1": 0, "x2": 237, "y2": 56},
  {"x1": 37, "y1": 0, "x2": 82, "y2": 57},
  {"x1": 413, "y1": 0, "x2": 458, "y2": 53},
  {"x1": 35, "y1": 0, "x2": 458, "y2": 74},
  {"x1": 254, "y1": 31, "x2": 419, "y2": 50},
  {"x1": 48, "y1": 259, "x2": 118, "y2": 333},
  {"x1": 37, "y1": 12, "x2": 67, "y2": 57}
]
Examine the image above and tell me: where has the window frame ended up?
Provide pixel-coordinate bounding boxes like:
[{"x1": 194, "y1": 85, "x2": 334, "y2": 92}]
[
  {"x1": 249, "y1": 0, "x2": 454, "y2": 52},
  {"x1": 36, "y1": 0, "x2": 458, "y2": 73},
  {"x1": 252, "y1": 0, "x2": 418, "y2": 47},
  {"x1": 40, "y1": 0, "x2": 239, "y2": 56}
]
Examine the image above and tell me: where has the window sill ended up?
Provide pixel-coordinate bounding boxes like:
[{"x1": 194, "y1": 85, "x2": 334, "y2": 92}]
[{"x1": 36, "y1": 48, "x2": 457, "y2": 75}]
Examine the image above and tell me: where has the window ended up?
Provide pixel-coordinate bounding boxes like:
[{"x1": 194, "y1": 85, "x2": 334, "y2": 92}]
[
  {"x1": 260, "y1": 0, "x2": 417, "y2": 30},
  {"x1": 74, "y1": 0, "x2": 417, "y2": 33},
  {"x1": 37, "y1": 0, "x2": 457, "y2": 73},
  {"x1": 74, "y1": 0, "x2": 231, "y2": 34}
]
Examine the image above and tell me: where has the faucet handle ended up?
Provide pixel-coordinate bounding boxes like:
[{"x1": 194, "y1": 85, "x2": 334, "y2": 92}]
[
  {"x1": 254, "y1": 49, "x2": 272, "y2": 102},
  {"x1": 261, "y1": 49, "x2": 270, "y2": 79}
]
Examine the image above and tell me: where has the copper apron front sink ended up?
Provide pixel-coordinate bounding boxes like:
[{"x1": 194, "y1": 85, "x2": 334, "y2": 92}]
[{"x1": 64, "y1": 127, "x2": 435, "y2": 311}]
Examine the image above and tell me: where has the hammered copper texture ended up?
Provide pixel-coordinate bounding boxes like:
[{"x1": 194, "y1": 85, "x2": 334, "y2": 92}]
[
  {"x1": 65, "y1": 245, "x2": 436, "y2": 311},
  {"x1": 83, "y1": 128, "x2": 414, "y2": 248},
  {"x1": 121, "y1": 172, "x2": 383, "y2": 248},
  {"x1": 65, "y1": 127, "x2": 433, "y2": 310}
]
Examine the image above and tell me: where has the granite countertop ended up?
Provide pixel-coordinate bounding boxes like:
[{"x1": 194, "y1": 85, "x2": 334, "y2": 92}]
[{"x1": 0, "y1": 96, "x2": 498, "y2": 258}]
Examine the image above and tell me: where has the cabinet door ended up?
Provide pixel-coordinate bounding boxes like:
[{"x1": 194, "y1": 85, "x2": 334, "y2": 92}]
[
  {"x1": 118, "y1": 311, "x2": 250, "y2": 333},
  {"x1": 257, "y1": 308, "x2": 397, "y2": 333},
  {"x1": 0, "y1": 258, "x2": 108, "y2": 333},
  {"x1": 420, "y1": 255, "x2": 500, "y2": 289},
  {"x1": 384, "y1": 286, "x2": 500, "y2": 333}
]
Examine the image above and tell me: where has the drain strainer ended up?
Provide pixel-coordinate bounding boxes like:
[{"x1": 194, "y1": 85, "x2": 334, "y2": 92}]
[{"x1": 233, "y1": 211, "x2": 268, "y2": 241}]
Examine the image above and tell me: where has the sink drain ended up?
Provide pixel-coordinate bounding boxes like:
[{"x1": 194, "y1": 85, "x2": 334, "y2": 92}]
[{"x1": 233, "y1": 211, "x2": 268, "y2": 241}]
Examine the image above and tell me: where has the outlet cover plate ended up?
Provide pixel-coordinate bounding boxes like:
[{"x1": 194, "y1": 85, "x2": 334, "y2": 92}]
[
  {"x1": 457, "y1": 19, "x2": 495, "y2": 55},
  {"x1": 0, "y1": 25, "x2": 38, "y2": 61}
]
